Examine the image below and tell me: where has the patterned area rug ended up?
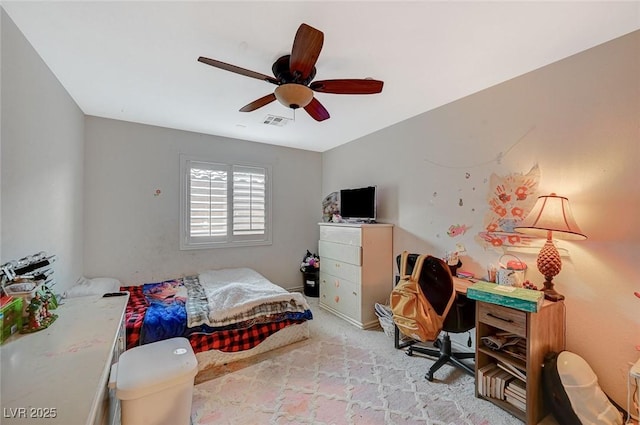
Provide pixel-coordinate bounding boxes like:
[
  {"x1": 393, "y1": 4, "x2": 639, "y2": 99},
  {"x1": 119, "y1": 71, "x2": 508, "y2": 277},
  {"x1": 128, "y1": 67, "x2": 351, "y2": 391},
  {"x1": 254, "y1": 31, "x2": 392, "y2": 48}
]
[{"x1": 191, "y1": 298, "x2": 523, "y2": 425}]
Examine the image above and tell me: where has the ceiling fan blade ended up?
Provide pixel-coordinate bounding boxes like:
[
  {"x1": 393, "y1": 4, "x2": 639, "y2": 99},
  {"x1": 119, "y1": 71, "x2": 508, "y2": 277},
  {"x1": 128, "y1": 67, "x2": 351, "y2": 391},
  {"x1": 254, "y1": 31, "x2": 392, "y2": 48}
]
[
  {"x1": 240, "y1": 93, "x2": 276, "y2": 112},
  {"x1": 304, "y1": 97, "x2": 330, "y2": 122},
  {"x1": 198, "y1": 57, "x2": 278, "y2": 84},
  {"x1": 310, "y1": 79, "x2": 384, "y2": 95},
  {"x1": 289, "y1": 24, "x2": 324, "y2": 81}
]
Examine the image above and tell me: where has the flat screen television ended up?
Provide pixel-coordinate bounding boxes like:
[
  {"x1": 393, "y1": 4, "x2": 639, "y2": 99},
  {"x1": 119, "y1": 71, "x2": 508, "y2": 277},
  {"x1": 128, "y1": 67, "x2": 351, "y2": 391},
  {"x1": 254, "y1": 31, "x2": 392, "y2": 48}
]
[{"x1": 340, "y1": 186, "x2": 377, "y2": 223}]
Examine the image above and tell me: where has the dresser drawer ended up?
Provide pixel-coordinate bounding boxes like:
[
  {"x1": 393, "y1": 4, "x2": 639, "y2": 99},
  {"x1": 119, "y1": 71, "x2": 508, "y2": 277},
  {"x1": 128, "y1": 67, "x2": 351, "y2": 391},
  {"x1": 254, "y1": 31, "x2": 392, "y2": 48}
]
[
  {"x1": 478, "y1": 302, "x2": 527, "y2": 338},
  {"x1": 318, "y1": 240, "x2": 362, "y2": 266},
  {"x1": 320, "y1": 258, "x2": 361, "y2": 283},
  {"x1": 320, "y1": 272, "x2": 361, "y2": 319},
  {"x1": 320, "y1": 225, "x2": 362, "y2": 246}
]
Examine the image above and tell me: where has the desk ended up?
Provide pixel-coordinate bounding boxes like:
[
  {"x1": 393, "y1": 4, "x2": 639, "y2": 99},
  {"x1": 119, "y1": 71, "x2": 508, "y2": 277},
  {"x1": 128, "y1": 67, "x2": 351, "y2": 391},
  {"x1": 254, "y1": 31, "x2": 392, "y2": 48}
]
[
  {"x1": 1, "y1": 295, "x2": 128, "y2": 425},
  {"x1": 475, "y1": 298, "x2": 565, "y2": 424},
  {"x1": 453, "y1": 276, "x2": 474, "y2": 294}
]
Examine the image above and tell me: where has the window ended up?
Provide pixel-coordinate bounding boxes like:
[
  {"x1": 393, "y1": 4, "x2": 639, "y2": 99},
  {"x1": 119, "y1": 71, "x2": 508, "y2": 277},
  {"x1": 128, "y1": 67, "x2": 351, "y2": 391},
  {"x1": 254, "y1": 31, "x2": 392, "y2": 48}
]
[{"x1": 180, "y1": 156, "x2": 271, "y2": 249}]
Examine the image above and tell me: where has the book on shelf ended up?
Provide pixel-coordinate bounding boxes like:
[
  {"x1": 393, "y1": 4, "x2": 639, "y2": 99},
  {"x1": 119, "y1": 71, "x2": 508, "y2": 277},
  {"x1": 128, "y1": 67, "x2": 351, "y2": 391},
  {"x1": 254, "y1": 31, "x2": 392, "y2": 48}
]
[
  {"x1": 494, "y1": 370, "x2": 513, "y2": 399},
  {"x1": 504, "y1": 386, "x2": 526, "y2": 404},
  {"x1": 496, "y1": 360, "x2": 527, "y2": 382},
  {"x1": 484, "y1": 366, "x2": 502, "y2": 398},
  {"x1": 477, "y1": 363, "x2": 498, "y2": 396},
  {"x1": 478, "y1": 364, "x2": 517, "y2": 400},
  {"x1": 506, "y1": 377, "x2": 526, "y2": 397},
  {"x1": 505, "y1": 394, "x2": 526, "y2": 412}
]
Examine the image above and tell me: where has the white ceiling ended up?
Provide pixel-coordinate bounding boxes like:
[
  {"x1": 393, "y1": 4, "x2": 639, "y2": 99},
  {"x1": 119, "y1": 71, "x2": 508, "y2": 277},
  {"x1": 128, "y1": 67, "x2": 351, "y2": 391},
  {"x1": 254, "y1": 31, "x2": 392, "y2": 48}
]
[{"x1": 3, "y1": 1, "x2": 639, "y2": 152}]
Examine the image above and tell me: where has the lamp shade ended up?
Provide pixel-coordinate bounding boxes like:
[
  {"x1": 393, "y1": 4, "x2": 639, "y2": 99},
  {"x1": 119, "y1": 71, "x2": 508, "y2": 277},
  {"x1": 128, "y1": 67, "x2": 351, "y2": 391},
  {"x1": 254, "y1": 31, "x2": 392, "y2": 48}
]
[
  {"x1": 274, "y1": 84, "x2": 314, "y2": 109},
  {"x1": 514, "y1": 193, "x2": 587, "y2": 241}
]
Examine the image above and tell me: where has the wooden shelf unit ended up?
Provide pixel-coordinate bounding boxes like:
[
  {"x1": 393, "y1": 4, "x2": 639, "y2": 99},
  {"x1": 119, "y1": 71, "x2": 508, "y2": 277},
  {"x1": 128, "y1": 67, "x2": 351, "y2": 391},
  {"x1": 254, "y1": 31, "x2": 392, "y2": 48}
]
[{"x1": 475, "y1": 299, "x2": 565, "y2": 424}]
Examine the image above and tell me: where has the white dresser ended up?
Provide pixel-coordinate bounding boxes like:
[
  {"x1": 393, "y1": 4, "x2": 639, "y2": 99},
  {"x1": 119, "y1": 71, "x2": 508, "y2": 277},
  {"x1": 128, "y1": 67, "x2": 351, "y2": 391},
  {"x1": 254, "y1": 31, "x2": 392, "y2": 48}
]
[
  {"x1": 318, "y1": 222, "x2": 393, "y2": 329},
  {"x1": 1, "y1": 294, "x2": 128, "y2": 425}
]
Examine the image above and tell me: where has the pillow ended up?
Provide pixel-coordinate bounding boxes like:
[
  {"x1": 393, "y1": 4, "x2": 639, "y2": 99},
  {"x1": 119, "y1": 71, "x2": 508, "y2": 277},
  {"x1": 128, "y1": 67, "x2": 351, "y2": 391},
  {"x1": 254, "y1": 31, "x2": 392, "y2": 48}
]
[{"x1": 65, "y1": 276, "x2": 122, "y2": 298}]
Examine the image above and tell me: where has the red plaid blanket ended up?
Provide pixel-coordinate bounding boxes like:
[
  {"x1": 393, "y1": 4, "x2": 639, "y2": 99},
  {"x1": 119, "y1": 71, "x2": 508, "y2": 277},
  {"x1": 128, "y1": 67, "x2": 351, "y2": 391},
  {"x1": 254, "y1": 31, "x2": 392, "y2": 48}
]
[
  {"x1": 188, "y1": 319, "x2": 300, "y2": 353},
  {"x1": 122, "y1": 285, "x2": 147, "y2": 350},
  {"x1": 121, "y1": 285, "x2": 303, "y2": 353}
]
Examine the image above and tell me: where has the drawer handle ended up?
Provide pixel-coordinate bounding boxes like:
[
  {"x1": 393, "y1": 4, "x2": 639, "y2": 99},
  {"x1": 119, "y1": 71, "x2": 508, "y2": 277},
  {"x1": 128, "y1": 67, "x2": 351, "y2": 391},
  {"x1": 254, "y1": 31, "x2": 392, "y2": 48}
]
[{"x1": 487, "y1": 313, "x2": 514, "y2": 323}]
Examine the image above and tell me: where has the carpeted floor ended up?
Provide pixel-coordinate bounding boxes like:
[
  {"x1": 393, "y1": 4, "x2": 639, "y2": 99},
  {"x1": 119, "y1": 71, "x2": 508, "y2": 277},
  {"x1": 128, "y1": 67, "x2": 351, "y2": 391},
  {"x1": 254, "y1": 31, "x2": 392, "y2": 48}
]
[{"x1": 191, "y1": 297, "x2": 528, "y2": 425}]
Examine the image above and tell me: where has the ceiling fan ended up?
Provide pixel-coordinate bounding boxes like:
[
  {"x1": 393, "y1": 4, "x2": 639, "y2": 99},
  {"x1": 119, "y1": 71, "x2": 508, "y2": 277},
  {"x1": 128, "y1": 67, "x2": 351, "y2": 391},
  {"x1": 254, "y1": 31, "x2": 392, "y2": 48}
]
[{"x1": 197, "y1": 23, "x2": 384, "y2": 122}]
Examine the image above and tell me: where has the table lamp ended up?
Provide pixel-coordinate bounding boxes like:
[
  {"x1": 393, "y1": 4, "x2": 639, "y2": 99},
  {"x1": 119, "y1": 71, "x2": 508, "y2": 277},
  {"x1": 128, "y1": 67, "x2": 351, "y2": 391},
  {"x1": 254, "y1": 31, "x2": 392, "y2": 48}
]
[{"x1": 514, "y1": 193, "x2": 586, "y2": 301}]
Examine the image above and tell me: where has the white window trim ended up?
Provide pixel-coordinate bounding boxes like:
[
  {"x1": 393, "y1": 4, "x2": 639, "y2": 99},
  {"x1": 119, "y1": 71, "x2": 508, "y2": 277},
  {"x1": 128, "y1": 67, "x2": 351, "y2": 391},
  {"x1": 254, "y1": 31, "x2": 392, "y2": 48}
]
[{"x1": 180, "y1": 154, "x2": 272, "y2": 250}]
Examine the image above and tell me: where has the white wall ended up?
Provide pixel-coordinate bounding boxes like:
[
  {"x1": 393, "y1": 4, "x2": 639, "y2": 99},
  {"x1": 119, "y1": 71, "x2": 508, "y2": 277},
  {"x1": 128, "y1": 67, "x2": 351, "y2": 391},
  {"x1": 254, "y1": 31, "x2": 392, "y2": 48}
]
[
  {"x1": 323, "y1": 30, "x2": 640, "y2": 406},
  {"x1": 1, "y1": 10, "x2": 85, "y2": 295},
  {"x1": 83, "y1": 117, "x2": 322, "y2": 288}
]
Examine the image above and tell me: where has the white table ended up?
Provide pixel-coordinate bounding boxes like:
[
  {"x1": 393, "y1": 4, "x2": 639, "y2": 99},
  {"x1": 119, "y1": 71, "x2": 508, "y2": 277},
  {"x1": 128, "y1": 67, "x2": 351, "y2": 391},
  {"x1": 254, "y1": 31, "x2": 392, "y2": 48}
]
[{"x1": 1, "y1": 294, "x2": 128, "y2": 425}]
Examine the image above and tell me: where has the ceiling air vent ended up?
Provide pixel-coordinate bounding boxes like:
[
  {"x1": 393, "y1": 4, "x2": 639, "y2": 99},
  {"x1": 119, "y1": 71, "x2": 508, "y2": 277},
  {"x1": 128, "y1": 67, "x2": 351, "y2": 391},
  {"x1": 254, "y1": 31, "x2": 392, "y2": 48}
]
[{"x1": 263, "y1": 115, "x2": 290, "y2": 127}]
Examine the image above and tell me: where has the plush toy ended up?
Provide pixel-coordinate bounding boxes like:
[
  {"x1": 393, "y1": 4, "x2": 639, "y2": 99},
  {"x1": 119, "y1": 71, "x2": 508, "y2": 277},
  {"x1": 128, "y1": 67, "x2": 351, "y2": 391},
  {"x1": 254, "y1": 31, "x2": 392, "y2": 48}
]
[
  {"x1": 22, "y1": 290, "x2": 57, "y2": 333},
  {"x1": 300, "y1": 250, "x2": 320, "y2": 272},
  {"x1": 26, "y1": 294, "x2": 43, "y2": 330},
  {"x1": 321, "y1": 192, "x2": 339, "y2": 222}
]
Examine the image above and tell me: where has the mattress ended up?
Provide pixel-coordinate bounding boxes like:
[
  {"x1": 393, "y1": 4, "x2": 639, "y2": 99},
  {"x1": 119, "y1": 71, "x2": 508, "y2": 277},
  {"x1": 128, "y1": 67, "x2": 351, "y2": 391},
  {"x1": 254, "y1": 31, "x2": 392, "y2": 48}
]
[{"x1": 120, "y1": 269, "x2": 312, "y2": 376}]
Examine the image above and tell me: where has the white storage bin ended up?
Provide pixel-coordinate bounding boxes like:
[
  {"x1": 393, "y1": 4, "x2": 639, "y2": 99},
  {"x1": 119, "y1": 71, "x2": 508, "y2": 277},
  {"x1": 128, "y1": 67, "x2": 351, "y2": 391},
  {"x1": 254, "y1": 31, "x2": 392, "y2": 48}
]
[{"x1": 113, "y1": 337, "x2": 197, "y2": 425}]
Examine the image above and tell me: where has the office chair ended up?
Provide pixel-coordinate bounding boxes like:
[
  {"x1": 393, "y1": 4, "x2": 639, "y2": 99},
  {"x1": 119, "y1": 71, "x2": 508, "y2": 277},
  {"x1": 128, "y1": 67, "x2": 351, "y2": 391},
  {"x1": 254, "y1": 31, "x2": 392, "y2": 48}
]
[{"x1": 395, "y1": 253, "x2": 476, "y2": 381}]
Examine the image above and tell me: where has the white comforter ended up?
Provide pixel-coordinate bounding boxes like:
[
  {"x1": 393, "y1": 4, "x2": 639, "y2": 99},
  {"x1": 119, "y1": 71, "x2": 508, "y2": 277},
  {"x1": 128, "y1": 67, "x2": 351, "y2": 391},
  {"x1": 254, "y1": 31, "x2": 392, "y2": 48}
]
[{"x1": 197, "y1": 267, "x2": 310, "y2": 326}]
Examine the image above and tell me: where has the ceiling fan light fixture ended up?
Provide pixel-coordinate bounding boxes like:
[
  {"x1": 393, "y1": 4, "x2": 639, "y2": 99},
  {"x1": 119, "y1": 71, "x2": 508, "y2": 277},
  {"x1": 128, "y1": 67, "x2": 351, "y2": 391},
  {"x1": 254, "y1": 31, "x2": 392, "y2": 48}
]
[{"x1": 274, "y1": 84, "x2": 313, "y2": 109}]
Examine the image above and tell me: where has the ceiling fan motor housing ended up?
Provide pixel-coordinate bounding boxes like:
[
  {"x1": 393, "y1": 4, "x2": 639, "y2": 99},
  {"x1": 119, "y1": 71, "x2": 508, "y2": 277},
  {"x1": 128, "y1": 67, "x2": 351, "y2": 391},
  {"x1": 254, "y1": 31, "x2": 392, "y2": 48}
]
[{"x1": 272, "y1": 55, "x2": 316, "y2": 85}]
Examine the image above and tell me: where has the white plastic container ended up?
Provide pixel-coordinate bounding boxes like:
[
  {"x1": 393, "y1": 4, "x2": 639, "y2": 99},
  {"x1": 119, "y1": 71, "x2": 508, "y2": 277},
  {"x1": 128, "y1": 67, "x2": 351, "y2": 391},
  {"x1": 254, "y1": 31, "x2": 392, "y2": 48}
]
[
  {"x1": 556, "y1": 351, "x2": 623, "y2": 424},
  {"x1": 113, "y1": 337, "x2": 197, "y2": 425}
]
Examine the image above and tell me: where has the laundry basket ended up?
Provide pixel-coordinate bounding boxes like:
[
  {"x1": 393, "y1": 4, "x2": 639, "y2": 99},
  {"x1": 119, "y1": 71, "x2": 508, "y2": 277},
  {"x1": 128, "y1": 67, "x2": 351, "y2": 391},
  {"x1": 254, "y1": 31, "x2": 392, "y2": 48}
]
[{"x1": 375, "y1": 303, "x2": 395, "y2": 337}]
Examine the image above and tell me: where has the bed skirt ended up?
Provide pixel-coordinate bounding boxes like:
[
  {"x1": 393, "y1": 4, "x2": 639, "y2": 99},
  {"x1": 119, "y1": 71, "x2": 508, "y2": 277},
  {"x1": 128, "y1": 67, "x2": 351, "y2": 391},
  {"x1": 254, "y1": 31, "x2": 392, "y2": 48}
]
[{"x1": 195, "y1": 320, "x2": 309, "y2": 372}]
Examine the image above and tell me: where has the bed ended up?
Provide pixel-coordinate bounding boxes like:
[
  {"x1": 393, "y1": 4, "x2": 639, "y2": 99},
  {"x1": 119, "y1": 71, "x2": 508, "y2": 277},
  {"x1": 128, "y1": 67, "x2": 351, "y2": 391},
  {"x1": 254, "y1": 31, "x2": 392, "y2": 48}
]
[{"x1": 119, "y1": 267, "x2": 312, "y2": 371}]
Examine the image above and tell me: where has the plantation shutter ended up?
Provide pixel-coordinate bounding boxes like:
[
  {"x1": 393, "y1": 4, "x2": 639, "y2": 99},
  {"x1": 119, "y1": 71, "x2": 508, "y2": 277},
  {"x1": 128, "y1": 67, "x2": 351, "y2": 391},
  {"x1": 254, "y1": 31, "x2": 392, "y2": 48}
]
[
  {"x1": 232, "y1": 165, "x2": 266, "y2": 237},
  {"x1": 182, "y1": 157, "x2": 270, "y2": 249},
  {"x1": 188, "y1": 161, "x2": 229, "y2": 242}
]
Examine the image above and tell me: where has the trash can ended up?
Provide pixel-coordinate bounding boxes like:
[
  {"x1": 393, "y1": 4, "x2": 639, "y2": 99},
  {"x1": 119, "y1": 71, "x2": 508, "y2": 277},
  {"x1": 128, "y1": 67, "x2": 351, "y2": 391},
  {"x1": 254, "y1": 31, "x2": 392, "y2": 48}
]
[
  {"x1": 300, "y1": 250, "x2": 320, "y2": 298},
  {"x1": 111, "y1": 337, "x2": 198, "y2": 425},
  {"x1": 302, "y1": 270, "x2": 319, "y2": 297}
]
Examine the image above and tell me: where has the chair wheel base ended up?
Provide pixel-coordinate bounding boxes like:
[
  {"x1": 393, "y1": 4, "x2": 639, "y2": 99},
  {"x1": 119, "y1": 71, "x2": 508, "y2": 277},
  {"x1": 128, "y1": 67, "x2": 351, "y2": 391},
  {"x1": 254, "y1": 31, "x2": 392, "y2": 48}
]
[{"x1": 425, "y1": 371, "x2": 434, "y2": 381}]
